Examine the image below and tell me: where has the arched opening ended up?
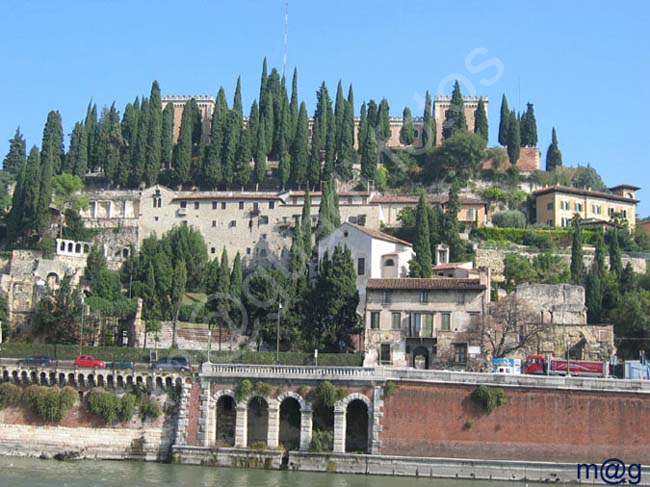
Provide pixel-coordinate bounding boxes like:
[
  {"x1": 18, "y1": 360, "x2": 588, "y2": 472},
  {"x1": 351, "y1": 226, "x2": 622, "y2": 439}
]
[
  {"x1": 75, "y1": 243, "x2": 82, "y2": 253},
  {"x1": 412, "y1": 346, "x2": 429, "y2": 369},
  {"x1": 83, "y1": 244, "x2": 90, "y2": 253},
  {"x1": 39, "y1": 372, "x2": 47, "y2": 385},
  {"x1": 247, "y1": 396, "x2": 269, "y2": 447},
  {"x1": 312, "y1": 403, "x2": 334, "y2": 452},
  {"x1": 46, "y1": 273, "x2": 60, "y2": 288},
  {"x1": 279, "y1": 397, "x2": 301, "y2": 451},
  {"x1": 59, "y1": 241, "x2": 66, "y2": 251},
  {"x1": 30, "y1": 371, "x2": 37, "y2": 383},
  {"x1": 345, "y1": 399, "x2": 369, "y2": 453},
  {"x1": 107, "y1": 375, "x2": 114, "y2": 389},
  {"x1": 215, "y1": 395, "x2": 236, "y2": 446},
  {"x1": 67, "y1": 242, "x2": 73, "y2": 252}
]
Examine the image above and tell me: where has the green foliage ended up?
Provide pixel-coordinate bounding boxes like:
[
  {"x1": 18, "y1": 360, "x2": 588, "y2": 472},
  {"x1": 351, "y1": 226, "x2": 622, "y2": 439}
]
[
  {"x1": 309, "y1": 430, "x2": 334, "y2": 452},
  {"x1": 86, "y1": 388, "x2": 122, "y2": 424},
  {"x1": 254, "y1": 381, "x2": 272, "y2": 397},
  {"x1": 506, "y1": 111, "x2": 520, "y2": 165},
  {"x1": 463, "y1": 421, "x2": 473, "y2": 430},
  {"x1": 519, "y1": 102, "x2": 538, "y2": 147},
  {"x1": 140, "y1": 397, "x2": 161, "y2": 421},
  {"x1": 545, "y1": 127, "x2": 563, "y2": 171},
  {"x1": 498, "y1": 94, "x2": 510, "y2": 146},
  {"x1": 309, "y1": 381, "x2": 346, "y2": 409},
  {"x1": 442, "y1": 81, "x2": 467, "y2": 140},
  {"x1": 426, "y1": 131, "x2": 486, "y2": 183},
  {"x1": 20, "y1": 385, "x2": 77, "y2": 422},
  {"x1": 0, "y1": 383, "x2": 22, "y2": 409},
  {"x1": 502, "y1": 253, "x2": 571, "y2": 291},
  {"x1": 383, "y1": 381, "x2": 398, "y2": 399},
  {"x1": 421, "y1": 91, "x2": 436, "y2": 149},
  {"x1": 473, "y1": 227, "x2": 598, "y2": 248},
  {"x1": 492, "y1": 210, "x2": 527, "y2": 229},
  {"x1": 399, "y1": 107, "x2": 415, "y2": 145},
  {"x1": 570, "y1": 216, "x2": 585, "y2": 284},
  {"x1": 3, "y1": 128, "x2": 26, "y2": 177},
  {"x1": 471, "y1": 385, "x2": 506, "y2": 413},
  {"x1": 236, "y1": 379, "x2": 253, "y2": 402},
  {"x1": 409, "y1": 193, "x2": 433, "y2": 278},
  {"x1": 119, "y1": 393, "x2": 138, "y2": 422},
  {"x1": 534, "y1": 164, "x2": 607, "y2": 192},
  {"x1": 473, "y1": 98, "x2": 488, "y2": 143},
  {"x1": 32, "y1": 275, "x2": 83, "y2": 344}
]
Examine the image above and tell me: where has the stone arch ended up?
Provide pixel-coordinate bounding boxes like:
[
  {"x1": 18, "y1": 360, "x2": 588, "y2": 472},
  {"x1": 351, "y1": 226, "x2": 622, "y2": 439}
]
[
  {"x1": 30, "y1": 371, "x2": 38, "y2": 383},
  {"x1": 212, "y1": 389, "x2": 237, "y2": 447},
  {"x1": 165, "y1": 377, "x2": 173, "y2": 389},
  {"x1": 75, "y1": 243, "x2": 82, "y2": 253},
  {"x1": 246, "y1": 395, "x2": 272, "y2": 447},
  {"x1": 67, "y1": 242, "x2": 73, "y2": 253},
  {"x1": 117, "y1": 375, "x2": 124, "y2": 388},
  {"x1": 67, "y1": 373, "x2": 75, "y2": 385},
  {"x1": 46, "y1": 272, "x2": 60, "y2": 288},
  {"x1": 278, "y1": 393, "x2": 304, "y2": 450},
  {"x1": 49, "y1": 372, "x2": 57, "y2": 385},
  {"x1": 107, "y1": 375, "x2": 114, "y2": 389},
  {"x1": 58, "y1": 373, "x2": 66, "y2": 385},
  {"x1": 97, "y1": 374, "x2": 105, "y2": 387},
  {"x1": 3, "y1": 370, "x2": 10, "y2": 382},
  {"x1": 155, "y1": 377, "x2": 163, "y2": 390},
  {"x1": 334, "y1": 393, "x2": 373, "y2": 454},
  {"x1": 39, "y1": 372, "x2": 48, "y2": 385}
]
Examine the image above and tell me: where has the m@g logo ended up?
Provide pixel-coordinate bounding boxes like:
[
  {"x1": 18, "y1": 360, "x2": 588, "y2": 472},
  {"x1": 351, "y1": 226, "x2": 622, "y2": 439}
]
[{"x1": 577, "y1": 458, "x2": 642, "y2": 485}]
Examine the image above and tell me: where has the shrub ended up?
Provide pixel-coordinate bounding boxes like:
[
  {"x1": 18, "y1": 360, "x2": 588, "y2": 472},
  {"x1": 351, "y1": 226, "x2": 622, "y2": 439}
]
[
  {"x1": 59, "y1": 386, "x2": 78, "y2": 410},
  {"x1": 309, "y1": 430, "x2": 334, "y2": 452},
  {"x1": 86, "y1": 388, "x2": 121, "y2": 424},
  {"x1": 249, "y1": 441, "x2": 267, "y2": 450},
  {"x1": 492, "y1": 210, "x2": 527, "y2": 229},
  {"x1": 236, "y1": 380, "x2": 253, "y2": 402},
  {"x1": 522, "y1": 231, "x2": 552, "y2": 250},
  {"x1": 383, "y1": 381, "x2": 398, "y2": 399},
  {"x1": 140, "y1": 398, "x2": 161, "y2": 421},
  {"x1": 464, "y1": 421, "x2": 473, "y2": 430},
  {"x1": 310, "y1": 381, "x2": 346, "y2": 409},
  {"x1": 19, "y1": 385, "x2": 76, "y2": 422},
  {"x1": 254, "y1": 382, "x2": 272, "y2": 397},
  {"x1": 0, "y1": 383, "x2": 22, "y2": 409},
  {"x1": 471, "y1": 385, "x2": 506, "y2": 414},
  {"x1": 119, "y1": 393, "x2": 138, "y2": 422}
]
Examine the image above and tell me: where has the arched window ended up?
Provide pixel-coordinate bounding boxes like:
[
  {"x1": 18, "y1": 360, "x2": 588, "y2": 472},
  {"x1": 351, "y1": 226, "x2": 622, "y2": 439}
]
[{"x1": 384, "y1": 259, "x2": 395, "y2": 267}]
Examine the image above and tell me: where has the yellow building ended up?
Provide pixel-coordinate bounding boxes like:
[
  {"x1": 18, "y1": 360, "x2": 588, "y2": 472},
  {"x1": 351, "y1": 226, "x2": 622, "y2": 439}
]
[{"x1": 533, "y1": 184, "x2": 639, "y2": 230}]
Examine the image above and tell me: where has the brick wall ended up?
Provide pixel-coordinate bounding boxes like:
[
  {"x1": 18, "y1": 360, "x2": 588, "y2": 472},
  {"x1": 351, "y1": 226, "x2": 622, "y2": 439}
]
[
  {"x1": 185, "y1": 382, "x2": 202, "y2": 446},
  {"x1": 381, "y1": 382, "x2": 649, "y2": 463}
]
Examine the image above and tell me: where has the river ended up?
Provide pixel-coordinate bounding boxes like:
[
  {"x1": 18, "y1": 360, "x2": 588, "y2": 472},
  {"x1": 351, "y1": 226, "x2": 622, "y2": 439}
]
[{"x1": 0, "y1": 457, "x2": 581, "y2": 487}]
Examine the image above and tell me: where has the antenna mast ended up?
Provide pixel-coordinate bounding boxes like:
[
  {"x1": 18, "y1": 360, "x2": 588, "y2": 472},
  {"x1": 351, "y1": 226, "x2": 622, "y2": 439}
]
[{"x1": 283, "y1": 0, "x2": 289, "y2": 76}]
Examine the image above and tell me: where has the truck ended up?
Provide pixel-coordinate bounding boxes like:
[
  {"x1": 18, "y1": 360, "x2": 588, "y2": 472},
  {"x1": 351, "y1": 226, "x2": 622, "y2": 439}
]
[
  {"x1": 523, "y1": 354, "x2": 608, "y2": 378},
  {"x1": 491, "y1": 357, "x2": 522, "y2": 375}
]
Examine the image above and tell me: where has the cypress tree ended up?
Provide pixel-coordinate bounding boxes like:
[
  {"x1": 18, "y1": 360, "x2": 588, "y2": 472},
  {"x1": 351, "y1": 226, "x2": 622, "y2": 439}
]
[
  {"x1": 301, "y1": 189, "x2": 312, "y2": 255},
  {"x1": 520, "y1": 102, "x2": 538, "y2": 147},
  {"x1": 316, "y1": 180, "x2": 337, "y2": 241},
  {"x1": 585, "y1": 271, "x2": 603, "y2": 323},
  {"x1": 334, "y1": 80, "x2": 346, "y2": 154},
  {"x1": 3, "y1": 128, "x2": 26, "y2": 176},
  {"x1": 410, "y1": 194, "x2": 433, "y2": 278},
  {"x1": 36, "y1": 111, "x2": 63, "y2": 234},
  {"x1": 278, "y1": 93, "x2": 291, "y2": 189},
  {"x1": 66, "y1": 122, "x2": 88, "y2": 177},
  {"x1": 421, "y1": 91, "x2": 435, "y2": 148},
  {"x1": 361, "y1": 127, "x2": 378, "y2": 182},
  {"x1": 247, "y1": 100, "x2": 260, "y2": 161},
  {"x1": 230, "y1": 252, "x2": 243, "y2": 304},
  {"x1": 290, "y1": 102, "x2": 309, "y2": 186},
  {"x1": 473, "y1": 98, "x2": 488, "y2": 144},
  {"x1": 234, "y1": 126, "x2": 252, "y2": 188},
  {"x1": 506, "y1": 110, "x2": 521, "y2": 165},
  {"x1": 145, "y1": 80, "x2": 163, "y2": 185},
  {"x1": 84, "y1": 103, "x2": 99, "y2": 172},
  {"x1": 367, "y1": 100, "x2": 378, "y2": 129},
  {"x1": 400, "y1": 107, "x2": 415, "y2": 145},
  {"x1": 131, "y1": 99, "x2": 149, "y2": 186},
  {"x1": 336, "y1": 99, "x2": 355, "y2": 179},
  {"x1": 427, "y1": 204, "x2": 443, "y2": 254},
  {"x1": 545, "y1": 127, "x2": 563, "y2": 171},
  {"x1": 307, "y1": 117, "x2": 321, "y2": 189},
  {"x1": 222, "y1": 79, "x2": 243, "y2": 187},
  {"x1": 254, "y1": 118, "x2": 267, "y2": 185},
  {"x1": 290, "y1": 223, "x2": 306, "y2": 280},
  {"x1": 161, "y1": 102, "x2": 174, "y2": 170},
  {"x1": 357, "y1": 102, "x2": 368, "y2": 156},
  {"x1": 323, "y1": 113, "x2": 336, "y2": 180},
  {"x1": 620, "y1": 262, "x2": 635, "y2": 294},
  {"x1": 608, "y1": 229, "x2": 623, "y2": 277},
  {"x1": 594, "y1": 229, "x2": 607, "y2": 276},
  {"x1": 204, "y1": 87, "x2": 228, "y2": 187},
  {"x1": 498, "y1": 94, "x2": 510, "y2": 146},
  {"x1": 346, "y1": 85, "x2": 355, "y2": 151},
  {"x1": 216, "y1": 248, "x2": 231, "y2": 316},
  {"x1": 289, "y1": 67, "x2": 299, "y2": 142},
  {"x1": 570, "y1": 215, "x2": 585, "y2": 284},
  {"x1": 7, "y1": 146, "x2": 33, "y2": 241},
  {"x1": 377, "y1": 98, "x2": 391, "y2": 142},
  {"x1": 173, "y1": 99, "x2": 193, "y2": 185},
  {"x1": 313, "y1": 82, "x2": 331, "y2": 161},
  {"x1": 442, "y1": 81, "x2": 467, "y2": 140}
]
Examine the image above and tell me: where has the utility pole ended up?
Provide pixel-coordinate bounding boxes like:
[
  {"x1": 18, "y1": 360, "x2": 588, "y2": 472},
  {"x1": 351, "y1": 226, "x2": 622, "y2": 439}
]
[{"x1": 276, "y1": 301, "x2": 282, "y2": 364}]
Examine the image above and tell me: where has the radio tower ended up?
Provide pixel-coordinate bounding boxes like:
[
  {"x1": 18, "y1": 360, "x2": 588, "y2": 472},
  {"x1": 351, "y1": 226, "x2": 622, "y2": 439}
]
[{"x1": 283, "y1": 0, "x2": 288, "y2": 76}]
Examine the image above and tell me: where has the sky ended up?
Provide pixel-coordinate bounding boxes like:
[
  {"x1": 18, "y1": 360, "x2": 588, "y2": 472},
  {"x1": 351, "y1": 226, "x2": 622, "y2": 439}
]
[{"x1": 1, "y1": 0, "x2": 648, "y2": 214}]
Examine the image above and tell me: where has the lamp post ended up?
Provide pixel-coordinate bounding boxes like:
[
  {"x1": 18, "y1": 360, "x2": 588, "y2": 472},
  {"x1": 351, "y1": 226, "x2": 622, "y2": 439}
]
[
  {"x1": 207, "y1": 329, "x2": 212, "y2": 364},
  {"x1": 276, "y1": 301, "x2": 282, "y2": 364},
  {"x1": 79, "y1": 296, "x2": 85, "y2": 356}
]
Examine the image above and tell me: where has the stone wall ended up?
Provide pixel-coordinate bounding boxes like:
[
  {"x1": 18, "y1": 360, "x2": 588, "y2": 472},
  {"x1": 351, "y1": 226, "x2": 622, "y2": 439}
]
[{"x1": 476, "y1": 247, "x2": 647, "y2": 282}]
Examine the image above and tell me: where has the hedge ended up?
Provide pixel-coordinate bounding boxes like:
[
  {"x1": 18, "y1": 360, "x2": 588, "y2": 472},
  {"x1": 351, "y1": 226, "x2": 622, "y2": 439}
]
[
  {"x1": 472, "y1": 227, "x2": 597, "y2": 249},
  {"x1": 0, "y1": 344, "x2": 363, "y2": 367}
]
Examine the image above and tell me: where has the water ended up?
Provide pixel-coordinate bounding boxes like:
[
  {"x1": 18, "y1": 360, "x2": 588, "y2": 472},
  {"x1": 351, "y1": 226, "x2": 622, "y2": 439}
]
[{"x1": 0, "y1": 457, "x2": 576, "y2": 487}]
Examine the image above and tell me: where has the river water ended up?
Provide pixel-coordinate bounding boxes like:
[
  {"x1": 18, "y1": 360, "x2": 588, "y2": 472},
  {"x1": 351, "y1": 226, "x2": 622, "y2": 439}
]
[{"x1": 0, "y1": 457, "x2": 580, "y2": 487}]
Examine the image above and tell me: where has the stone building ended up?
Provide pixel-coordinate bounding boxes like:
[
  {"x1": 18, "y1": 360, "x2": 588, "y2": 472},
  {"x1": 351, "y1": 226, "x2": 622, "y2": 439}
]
[
  {"x1": 363, "y1": 273, "x2": 490, "y2": 369},
  {"x1": 161, "y1": 95, "x2": 215, "y2": 144},
  {"x1": 532, "y1": 184, "x2": 639, "y2": 230}
]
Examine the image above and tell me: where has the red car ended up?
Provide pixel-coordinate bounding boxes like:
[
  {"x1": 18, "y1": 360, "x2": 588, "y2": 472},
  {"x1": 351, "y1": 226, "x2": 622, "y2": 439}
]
[{"x1": 74, "y1": 354, "x2": 106, "y2": 368}]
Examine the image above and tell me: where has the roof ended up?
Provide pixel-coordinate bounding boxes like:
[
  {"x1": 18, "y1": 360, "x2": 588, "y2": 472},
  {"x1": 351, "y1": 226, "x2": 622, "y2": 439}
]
[
  {"x1": 371, "y1": 194, "x2": 487, "y2": 206},
  {"x1": 431, "y1": 262, "x2": 472, "y2": 271},
  {"x1": 347, "y1": 223, "x2": 412, "y2": 247},
  {"x1": 367, "y1": 278, "x2": 485, "y2": 291},
  {"x1": 532, "y1": 185, "x2": 639, "y2": 204},
  {"x1": 173, "y1": 192, "x2": 283, "y2": 201},
  {"x1": 609, "y1": 184, "x2": 641, "y2": 191}
]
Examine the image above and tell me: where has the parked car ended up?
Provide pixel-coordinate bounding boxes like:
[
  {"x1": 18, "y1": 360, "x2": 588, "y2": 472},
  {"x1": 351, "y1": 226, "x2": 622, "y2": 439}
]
[
  {"x1": 74, "y1": 354, "x2": 106, "y2": 368},
  {"x1": 151, "y1": 356, "x2": 191, "y2": 373},
  {"x1": 17, "y1": 356, "x2": 55, "y2": 367},
  {"x1": 106, "y1": 360, "x2": 134, "y2": 370}
]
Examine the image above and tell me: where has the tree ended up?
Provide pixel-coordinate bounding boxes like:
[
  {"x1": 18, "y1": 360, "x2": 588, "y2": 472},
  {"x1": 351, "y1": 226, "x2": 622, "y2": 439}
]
[
  {"x1": 400, "y1": 107, "x2": 415, "y2": 145},
  {"x1": 409, "y1": 194, "x2": 433, "y2": 278},
  {"x1": 144, "y1": 80, "x2": 162, "y2": 185},
  {"x1": 173, "y1": 100, "x2": 193, "y2": 185},
  {"x1": 223, "y1": 79, "x2": 244, "y2": 187},
  {"x1": 545, "y1": 128, "x2": 563, "y2": 171},
  {"x1": 66, "y1": 122, "x2": 88, "y2": 178},
  {"x1": 334, "y1": 80, "x2": 346, "y2": 154},
  {"x1": 234, "y1": 126, "x2": 252, "y2": 188},
  {"x1": 3, "y1": 128, "x2": 26, "y2": 176},
  {"x1": 7, "y1": 145, "x2": 40, "y2": 240},
  {"x1": 620, "y1": 262, "x2": 636, "y2": 295},
  {"x1": 422, "y1": 91, "x2": 436, "y2": 149},
  {"x1": 585, "y1": 270, "x2": 603, "y2": 323},
  {"x1": 170, "y1": 259, "x2": 187, "y2": 348},
  {"x1": 84, "y1": 103, "x2": 99, "y2": 172},
  {"x1": 360, "y1": 127, "x2": 378, "y2": 182},
  {"x1": 130, "y1": 98, "x2": 148, "y2": 186},
  {"x1": 316, "y1": 180, "x2": 339, "y2": 241},
  {"x1": 498, "y1": 94, "x2": 510, "y2": 146},
  {"x1": 289, "y1": 67, "x2": 299, "y2": 142},
  {"x1": 377, "y1": 98, "x2": 391, "y2": 142},
  {"x1": 37, "y1": 111, "x2": 64, "y2": 235},
  {"x1": 230, "y1": 251, "x2": 243, "y2": 305},
  {"x1": 520, "y1": 102, "x2": 538, "y2": 147},
  {"x1": 204, "y1": 87, "x2": 228, "y2": 187},
  {"x1": 51, "y1": 173, "x2": 86, "y2": 238},
  {"x1": 301, "y1": 189, "x2": 313, "y2": 255},
  {"x1": 357, "y1": 101, "x2": 368, "y2": 158},
  {"x1": 442, "y1": 81, "x2": 467, "y2": 140},
  {"x1": 32, "y1": 275, "x2": 83, "y2": 344},
  {"x1": 607, "y1": 228, "x2": 623, "y2": 277},
  {"x1": 594, "y1": 229, "x2": 607, "y2": 277},
  {"x1": 161, "y1": 102, "x2": 174, "y2": 170},
  {"x1": 506, "y1": 111, "x2": 520, "y2": 165},
  {"x1": 426, "y1": 131, "x2": 486, "y2": 183},
  {"x1": 473, "y1": 98, "x2": 488, "y2": 144},
  {"x1": 503, "y1": 254, "x2": 535, "y2": 291},
  {"x1": 290, "y1": 102, "x2": 309, "y2": 187},
  {"x1": 570, "y1": 215, "x2": 585, "y2": 284},
  {"x1": 478, "y1": 295, "x2": 546, "y2": 358}
]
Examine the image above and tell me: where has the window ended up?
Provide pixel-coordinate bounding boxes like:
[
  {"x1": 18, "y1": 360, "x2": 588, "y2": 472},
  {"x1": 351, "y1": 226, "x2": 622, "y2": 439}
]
[
  {"x1": 180, "y1": 201, "x2": 187, "y2": 209},
  {"x1": 221, "y1": 202, "x2": 227, "y2": 210},
  {"x1": 358, "y1": 214, "x2": 367, "y2": 226},
  {"x1": 348, "y1": 216, "x2": 358, "y2": 224},
  {"x1": 260, "y1": 215, "x2": 269, "y2": 224},
  {"x1": 260, "y1": 248, "x2": 267, "y2": 257},
  {"x1": 154, "y1": 216, "x2": 159, "y2": 222},
  {"x1": 575, "y1": 202, "x2": 583, "y2": 212},
  {"x1": 380, "y1": 344, "x2": 391, "y2": 365},
  {"x1": 384, "y1": 259, "x2": 395, "y2": 267},
  {"x1": 420, "y1": 290, "x2": 429, "y2": 304},
  {"x1": 391, "y1": 312, "x2": 401, "y2": 330},
  {"x1": 194, "y1": 202, "x2": 200, "y2": 210},
  {"x1": 409, "y1": 313, "x2": 421, "y2": 336},
  {"x1": 229, "y1": 220, "x2": 236, "y2": 228},
  {"x1": 441, "y1": 313, "x2": 451, "y2": 331},
  {"x1": 467, "y1": 208, "x2": 476, "y2": 221},
  {"x1": 456, "y1": 293, "x2": 465, "y2": 304},
  {"x1": 622, "y1": 209, "x2": 628, "y2": 218},
  {"x1": 592, "y1": 204, "x2": 601, "y2": 215},
  {"x1": 153, "y1": 197, "x2": 162, "y2": 208},
  {"x1": 212, "y1": 220, "x2": 217, "y2": 227},
  {"x1": 253, "y1": 202, "x2": 259, "y2": 211},
  {"x1": 370, "y1": 311, "x2": 380, "y2": 330},
  {"x1": 269, "y1": 201, "x2": 275, "y2": 209},
  {"x1": 547, "y1": 219, "x2": 553, "y2": 226},
  {"x1": 546, "y1": 202, "x2": 553, "y2": 211},
  {"x1": 421, "y1": 313, "x2": 433, "y2": 337},
  {"x1": 246, "y1": 248, "x2": 251, "y2": 255},
  {"x1": 382, "y1": 291, "x2": 392, "y2": 304},
  {"x1": 608, "y1": 207, "x2": 614, "y2": 216},
  {"x1": 454, "y1": 344, "x2": 467, "y2": 363},
  {"x1": 212, "y1": 201, "x2": 218, "y2": 210},
  {"x1": 261, "y1": 234, "x2": 267, "y2": 240},
  {"x1": 211, "y1": 247, "x2": 216, "y2": 254},
  {"x1": 561, "y1": 200, "x2": 570, "y2": 211},
  {"x1": 239, "y1": 201, "x2": 244, "y2": 210},
  {"x1": 357, "y1": 257, "x2": 365, "y2": 275}
]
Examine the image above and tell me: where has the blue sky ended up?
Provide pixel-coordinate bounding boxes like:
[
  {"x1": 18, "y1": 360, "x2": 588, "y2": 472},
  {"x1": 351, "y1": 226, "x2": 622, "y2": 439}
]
[{"x1": 1, "y1": 1, "x2": 648, "y2": 214}]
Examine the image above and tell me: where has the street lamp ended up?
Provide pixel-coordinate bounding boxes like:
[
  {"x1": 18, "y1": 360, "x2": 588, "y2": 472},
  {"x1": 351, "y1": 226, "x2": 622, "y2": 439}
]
[
  {"x1": 276, "y1": 301, "x2": 283, "y2": 364},
  {"x1": 79, "y1": 296, "x2": 85, "y2": 356},
  {"x1": 207, "y1": 329, "x2": 212, "y2": 364}
]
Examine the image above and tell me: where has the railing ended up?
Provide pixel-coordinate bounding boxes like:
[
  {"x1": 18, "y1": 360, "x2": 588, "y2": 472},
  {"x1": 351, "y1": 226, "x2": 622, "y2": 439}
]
[{"x1": 200, "y1": 363, "x2": 379, "y2": 380}]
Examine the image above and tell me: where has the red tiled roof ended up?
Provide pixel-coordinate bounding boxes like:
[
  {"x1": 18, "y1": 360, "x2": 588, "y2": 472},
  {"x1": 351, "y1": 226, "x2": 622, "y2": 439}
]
[
  {"x1": 532, "y1": 185, "x2": 639, "y2": 204},
  {"x1": 367, "y1": 278, "x2": 485, "y2": 291},
  {"x1": 371, "y1": 194, "x2": 487, "y2": 205},
  {"x1": 347, "y1": 223, "x2": 412, "y2": 247}
]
